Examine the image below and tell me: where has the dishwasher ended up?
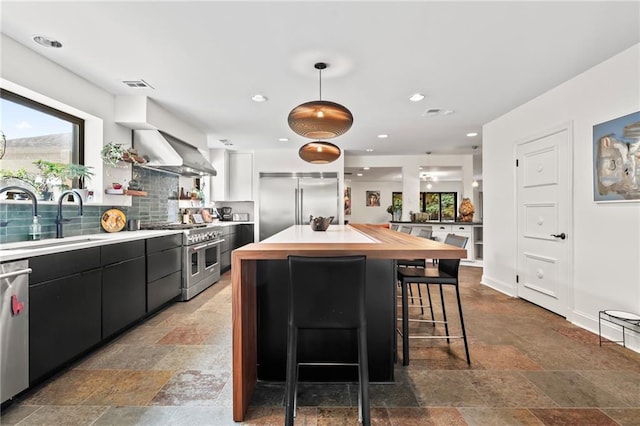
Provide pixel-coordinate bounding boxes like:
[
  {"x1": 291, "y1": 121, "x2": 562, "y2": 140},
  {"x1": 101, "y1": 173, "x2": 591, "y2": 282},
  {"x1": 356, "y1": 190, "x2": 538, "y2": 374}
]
[{"x1": 1, "y1": 260, "x2": 31, "y2": 404}]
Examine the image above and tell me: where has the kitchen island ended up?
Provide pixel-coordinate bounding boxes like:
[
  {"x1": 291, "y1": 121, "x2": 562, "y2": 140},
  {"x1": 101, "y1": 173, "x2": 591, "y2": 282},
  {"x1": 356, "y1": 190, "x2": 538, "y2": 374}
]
[{"x1": 231, "y1": 223, "x2": 466, "y2": 421}]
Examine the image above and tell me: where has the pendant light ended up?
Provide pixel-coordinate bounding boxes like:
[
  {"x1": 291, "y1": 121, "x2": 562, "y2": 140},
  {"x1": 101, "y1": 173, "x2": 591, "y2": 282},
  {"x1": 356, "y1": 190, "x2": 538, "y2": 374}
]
[
  {"x1": 298, "y1": 141, "x2": 341, "y2": 164},
  {"x1": 288, "y1": 62, "x2": 353, "y2": 139}
]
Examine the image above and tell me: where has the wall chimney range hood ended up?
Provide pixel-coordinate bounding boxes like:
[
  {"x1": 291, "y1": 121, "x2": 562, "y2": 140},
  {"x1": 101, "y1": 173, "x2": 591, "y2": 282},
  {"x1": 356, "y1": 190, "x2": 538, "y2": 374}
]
[{"x1": 133, "y1": 130, "x2": 217, "y2": 176}]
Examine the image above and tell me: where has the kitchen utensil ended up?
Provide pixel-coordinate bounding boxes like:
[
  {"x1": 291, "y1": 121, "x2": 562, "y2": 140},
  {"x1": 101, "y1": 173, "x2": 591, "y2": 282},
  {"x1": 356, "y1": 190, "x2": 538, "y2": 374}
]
[{"x1": 127, "y1": 219, "x2": 140, "y2": 231}]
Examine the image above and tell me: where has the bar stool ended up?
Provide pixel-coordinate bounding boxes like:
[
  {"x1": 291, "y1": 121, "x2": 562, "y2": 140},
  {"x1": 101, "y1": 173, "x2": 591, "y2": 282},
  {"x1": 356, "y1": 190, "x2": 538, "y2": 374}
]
[
  {"x1": 399, "y1": 225, "x2": 412, "y2": 234},
  {"x1": 397, "y1": 234, "x2": 470, "y2": 366},
  {"x1": 396, "y1": 229, "x2": 435, "y2": 320},
  {"x1": 285, "y1": 255, "x2": 370, "y2": 426}
]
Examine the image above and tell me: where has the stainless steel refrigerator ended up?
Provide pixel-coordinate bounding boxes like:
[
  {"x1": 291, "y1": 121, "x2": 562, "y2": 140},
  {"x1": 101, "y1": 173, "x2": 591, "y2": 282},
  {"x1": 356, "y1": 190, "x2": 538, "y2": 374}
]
[{"x1": 259, "y1": 172, "x2": 339, "y2": 241}]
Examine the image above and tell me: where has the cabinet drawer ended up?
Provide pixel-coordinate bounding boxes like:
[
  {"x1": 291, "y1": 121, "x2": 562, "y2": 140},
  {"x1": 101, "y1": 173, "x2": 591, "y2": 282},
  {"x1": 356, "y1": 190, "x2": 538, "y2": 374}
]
[
  {"x1": 452, "y1": 224, "x2": 473, "y2": 232},
  {"x1": 148, "y1": 271, "x2": 182, "y2": 312},
  {"x1": 101, "y1": 240, "x2": 145, "y2": 266},
  {"x1": 30, "y1": 247, "x2": 101, "y2": 284},
  {"x1": 147, "y1": 234, "x2": 182, "y2": 254},
  {"x1": 147, "y1": 246, "x2": 182, "y2": 282}
]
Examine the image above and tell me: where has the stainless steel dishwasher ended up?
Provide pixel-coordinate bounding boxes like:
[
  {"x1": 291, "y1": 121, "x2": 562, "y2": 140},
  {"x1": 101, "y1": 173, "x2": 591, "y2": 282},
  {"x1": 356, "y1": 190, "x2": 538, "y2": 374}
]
[{"x1": 1, "y1": 260, "x2": 31, "y2": 404}]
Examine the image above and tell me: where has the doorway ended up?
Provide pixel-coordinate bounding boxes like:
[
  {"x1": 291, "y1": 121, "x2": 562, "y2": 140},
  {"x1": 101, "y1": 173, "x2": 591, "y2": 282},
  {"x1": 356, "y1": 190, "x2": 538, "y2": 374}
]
[{"x1": 516, "y1": 124, "x2": 572, "y2": 317}]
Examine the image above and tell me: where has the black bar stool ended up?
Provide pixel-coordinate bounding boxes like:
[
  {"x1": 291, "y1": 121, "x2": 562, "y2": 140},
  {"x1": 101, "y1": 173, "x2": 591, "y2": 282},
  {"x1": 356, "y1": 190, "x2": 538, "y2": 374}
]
[
  {"x1": 397, "y1": 234, "x2": 470, "y2": 366},
  {"x1": 285, "y1": 255, "x2": 370, "y2": 426}
]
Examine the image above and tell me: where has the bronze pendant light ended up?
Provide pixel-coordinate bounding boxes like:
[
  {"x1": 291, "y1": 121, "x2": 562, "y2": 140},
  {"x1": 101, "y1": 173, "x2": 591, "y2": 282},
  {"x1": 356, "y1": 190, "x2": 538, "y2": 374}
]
[
  {"x1": 298, "y1": 141, "x2": 341, "y2": 164},
  {"x1": 288, "y1": 62, "x2": 353, "y2": 139}
]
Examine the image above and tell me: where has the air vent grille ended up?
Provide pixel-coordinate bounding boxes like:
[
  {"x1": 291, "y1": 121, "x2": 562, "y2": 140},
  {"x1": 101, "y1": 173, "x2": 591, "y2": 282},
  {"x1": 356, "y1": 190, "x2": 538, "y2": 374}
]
[
  {"x1": 122, "y1": 79, "x2": 154, "y2": 89},
  {"x1": 219, "y1": 139, "x2": 234, "y2": 146},
  {"x1": 422, "y1": 108, "x2": 454, "y2": 117}
]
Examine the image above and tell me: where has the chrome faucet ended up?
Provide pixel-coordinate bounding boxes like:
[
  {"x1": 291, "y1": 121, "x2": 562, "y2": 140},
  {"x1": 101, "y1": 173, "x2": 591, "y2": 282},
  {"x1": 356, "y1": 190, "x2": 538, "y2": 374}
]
[
  {"x1": 56, "y1": 190, "x2": 83, "y2": 238},
  {"x1": 0, "y1": 185, "x2": 39, "y2": 227}
]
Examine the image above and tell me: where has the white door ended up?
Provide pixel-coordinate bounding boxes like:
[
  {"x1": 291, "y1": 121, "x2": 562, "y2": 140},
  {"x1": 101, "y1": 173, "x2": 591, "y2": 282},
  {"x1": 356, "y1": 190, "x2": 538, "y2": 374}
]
[{"x1": 516, "y1": 126, "x2": 571, "y2": 317}]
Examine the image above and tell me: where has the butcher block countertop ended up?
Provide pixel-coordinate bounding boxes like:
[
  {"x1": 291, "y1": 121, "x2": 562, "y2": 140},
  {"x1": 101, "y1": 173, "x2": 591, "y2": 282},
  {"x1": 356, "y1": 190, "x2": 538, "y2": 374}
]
[
  {"x1": 233, "y1": 223, "x2": 467, "y2": 260},
  {"x1": 230, "y1": 223, "x2": 466, "y2": 421}
]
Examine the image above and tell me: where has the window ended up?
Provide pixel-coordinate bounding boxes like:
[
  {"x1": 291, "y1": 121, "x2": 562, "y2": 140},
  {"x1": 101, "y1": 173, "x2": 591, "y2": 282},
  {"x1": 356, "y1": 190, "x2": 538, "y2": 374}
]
[
  {"x1": 0, "y1": 89, "x2": 84, "y2": 184},
  {"x1": 421, "y1": 192, "x2": 457, "y2": 221}
]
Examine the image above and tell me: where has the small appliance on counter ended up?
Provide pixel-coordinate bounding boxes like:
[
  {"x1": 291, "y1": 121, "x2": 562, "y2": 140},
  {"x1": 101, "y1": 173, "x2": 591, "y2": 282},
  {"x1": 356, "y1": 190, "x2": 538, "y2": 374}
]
[
  {"x1": 220, "y1": 207, "x2": 233, "y2": 221},
  {"x1": 232, "y1": 212, "x2": 250, "y2": 222}
]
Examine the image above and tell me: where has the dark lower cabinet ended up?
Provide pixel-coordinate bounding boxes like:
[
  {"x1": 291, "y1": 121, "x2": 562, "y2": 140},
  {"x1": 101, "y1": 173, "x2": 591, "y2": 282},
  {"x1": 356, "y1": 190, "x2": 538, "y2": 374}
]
[
  {"x1": 102, "y1": 240, "x2": 146, "y2": 338},
  {"x1": 29, "y1": 268, "x2": 102, "y2": 384},
  {"x1": 221, "y1": 224, "x2": 254, "y2": 272},
  {"x1": 146, "y1": 235, "x2": 182, "y2": 311},
  {"x1": 27, "y1": 235, "x2": 182, "y2": 387},
  {"x1": 102, "y1": 257, "x2": 146, "y2": 338}
]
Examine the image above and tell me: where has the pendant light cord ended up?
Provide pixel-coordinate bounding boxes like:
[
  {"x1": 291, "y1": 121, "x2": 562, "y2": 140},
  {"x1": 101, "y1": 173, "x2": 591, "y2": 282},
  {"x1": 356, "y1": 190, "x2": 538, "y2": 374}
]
[{"x1": 318, "y1": 67, "x2": 322, "y2": 100}]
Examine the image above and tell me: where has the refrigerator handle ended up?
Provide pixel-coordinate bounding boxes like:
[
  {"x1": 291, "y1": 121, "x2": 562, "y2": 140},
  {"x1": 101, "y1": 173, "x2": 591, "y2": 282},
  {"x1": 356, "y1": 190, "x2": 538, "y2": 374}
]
[
  {"x1": 294, "y1": 188, "x2": 299, "y2": 225},
  {"x1": 300, "y1": 188, "x2": 304, "y2": 224}
]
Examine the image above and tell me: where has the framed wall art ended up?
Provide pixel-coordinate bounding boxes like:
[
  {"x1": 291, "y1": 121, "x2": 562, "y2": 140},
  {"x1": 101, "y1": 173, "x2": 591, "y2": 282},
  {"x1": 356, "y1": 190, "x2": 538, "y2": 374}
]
[
  {"x1": 366, "y1": 190, "x2": 380, "y2": 207},
  {"x1": 344, "y1": 187, "x2": 351, "y2": 215},
  {"x1": 593, "y1": 111, "x2": 640, "y2": 202}
]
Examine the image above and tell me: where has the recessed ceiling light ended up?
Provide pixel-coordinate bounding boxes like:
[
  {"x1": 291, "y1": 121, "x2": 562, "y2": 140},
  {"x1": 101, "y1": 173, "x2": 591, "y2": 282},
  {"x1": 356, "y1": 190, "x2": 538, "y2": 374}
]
[
  {"x1": 366, "y1": 148, "x2": 374, "y2": 152},
  {"x1": 357, "y1": 173, "x2": 363, "y2": 177},
  {"x1": 363, "y1": 167, "x2": 370, "y2": 170},
  {"x1": 251, "y1": 94, "x2": 268, "y2": 102},
  {"x1": 377, "y1": 134, "x2": 389, "y2": 139},
  {"x1": 33, "y1": 35, "x2": 62, "y2": 48},
  {"x1": 409, "y1": 93, "x2": 425, "y2": 102},
  {"x1": 466, "y1": 132, "x2": 478, "y2": 137},
  {"x1": 279, "y1": 138, "x2": 289, "y2": 142}
]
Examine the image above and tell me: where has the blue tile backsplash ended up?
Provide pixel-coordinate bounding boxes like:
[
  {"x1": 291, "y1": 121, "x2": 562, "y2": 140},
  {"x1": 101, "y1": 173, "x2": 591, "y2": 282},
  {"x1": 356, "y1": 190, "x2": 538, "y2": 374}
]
[{"x1": 1, "y1": 168, "x2": 179, "y2": 244}]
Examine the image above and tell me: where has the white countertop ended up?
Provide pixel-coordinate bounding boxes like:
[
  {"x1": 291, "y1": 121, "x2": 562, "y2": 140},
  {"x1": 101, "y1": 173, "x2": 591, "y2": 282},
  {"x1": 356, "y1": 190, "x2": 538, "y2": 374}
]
[
  {"x1": 261, "y1": 225, "x2": 377, "y2": 244},
  {"x1": 0, "y1": 230, "x2": 182, "y2": 262}
]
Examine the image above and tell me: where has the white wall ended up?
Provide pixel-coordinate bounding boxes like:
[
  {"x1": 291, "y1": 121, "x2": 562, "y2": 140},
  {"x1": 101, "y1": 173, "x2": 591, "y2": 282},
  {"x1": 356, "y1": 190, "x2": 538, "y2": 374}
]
[
  {"x1": 483, "y1": 43, "x2": 640, "y2": 350},
  {"x1": 1, "y1": 34, "x2": 206, "y2": 205},
  {"x1": 346, "y1": 179, "x2": 464, "y2": 223},
  {"x1": 346, "y1": 180, "x2": 402, "y2": 223},
  {"x1": 344, "y1": 154, "x2": 479, "y2": 222}
]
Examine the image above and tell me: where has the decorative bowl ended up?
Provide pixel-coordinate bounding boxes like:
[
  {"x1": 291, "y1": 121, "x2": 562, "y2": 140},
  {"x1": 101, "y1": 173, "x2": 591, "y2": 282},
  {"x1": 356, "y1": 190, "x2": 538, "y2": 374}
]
[{"x1": 310, "y1": 215, "x2": 334, "y2": 231}]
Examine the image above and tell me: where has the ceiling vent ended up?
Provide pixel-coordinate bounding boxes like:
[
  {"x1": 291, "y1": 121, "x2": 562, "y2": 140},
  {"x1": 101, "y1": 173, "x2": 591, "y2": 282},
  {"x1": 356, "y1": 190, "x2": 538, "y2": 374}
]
[
  {"x1": 122, "y1": 79, "x2": 154, "y2": 89},
  {"x1": 422, "y1": 108, "x2": 454, "y2": 117},
  {"x1": 219, "y1": 139, "x2": 234, "y2": 146}
]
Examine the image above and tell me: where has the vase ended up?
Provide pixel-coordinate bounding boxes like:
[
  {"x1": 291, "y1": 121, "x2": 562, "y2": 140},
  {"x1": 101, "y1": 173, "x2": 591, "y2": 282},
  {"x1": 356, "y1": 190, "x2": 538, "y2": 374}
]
[{"x1": 393, "y1": 211, "x2": 402, "y2": 221}]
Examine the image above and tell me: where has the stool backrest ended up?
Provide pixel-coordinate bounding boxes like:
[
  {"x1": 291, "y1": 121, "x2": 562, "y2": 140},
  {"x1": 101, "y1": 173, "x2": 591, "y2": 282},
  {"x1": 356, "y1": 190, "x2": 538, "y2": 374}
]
[
  {"x1": 439, "y1": 234, "x2": 468, "y2": 277},
  {"x1": 288, "y1": 255, "x2": 367, "y2": 329},
  {"x1": 417, "y1": 229, "x2": 433, "y2": 239},
  {"x1": 399, "y1": 226, "x2": 412, "y2": 234}
]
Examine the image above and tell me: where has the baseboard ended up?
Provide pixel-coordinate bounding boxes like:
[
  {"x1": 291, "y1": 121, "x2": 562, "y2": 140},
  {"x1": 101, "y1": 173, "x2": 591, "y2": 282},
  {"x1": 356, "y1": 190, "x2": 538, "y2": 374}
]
[{"x1": 481, "y1": 274, "x2": 517, "y2": 297}]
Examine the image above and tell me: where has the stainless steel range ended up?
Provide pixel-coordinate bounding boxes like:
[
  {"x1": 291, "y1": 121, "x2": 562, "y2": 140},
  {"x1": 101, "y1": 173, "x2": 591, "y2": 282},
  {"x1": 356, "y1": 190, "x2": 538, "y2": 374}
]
[{"x1": 141, "y1": 223, "x2": 223, "y2": 300}]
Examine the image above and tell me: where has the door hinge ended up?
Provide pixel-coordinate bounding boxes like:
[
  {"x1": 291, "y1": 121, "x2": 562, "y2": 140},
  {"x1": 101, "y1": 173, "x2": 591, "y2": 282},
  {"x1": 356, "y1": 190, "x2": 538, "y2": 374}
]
[
  {"x1": 516, "y1": 274, "x2": 519, "y2": 283},
  {"x1": 516, "y1": 159, "x2": 519, "y2": 167}
]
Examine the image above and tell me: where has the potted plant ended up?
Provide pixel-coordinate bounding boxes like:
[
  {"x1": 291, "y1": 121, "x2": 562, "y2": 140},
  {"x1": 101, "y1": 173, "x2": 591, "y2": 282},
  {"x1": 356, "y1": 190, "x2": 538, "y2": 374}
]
[
  {"x1": 387, "y1": 198, "x2": 402, "y2": 221},
  {"x1": 65, "y1": 163, "x2": 95, "y2": 202},
  {"x1": 0, "y1": 167, "x2": 50, "y2": 200},
  {"x1": 101, "y1": 142, "x2": 145, "y2": 167}
]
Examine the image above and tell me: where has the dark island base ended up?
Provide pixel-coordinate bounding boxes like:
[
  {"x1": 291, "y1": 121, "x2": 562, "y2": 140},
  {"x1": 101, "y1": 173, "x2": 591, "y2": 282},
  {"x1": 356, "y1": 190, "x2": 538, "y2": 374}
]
[{"x1": 256, "y1": 259, "x2": 396, "y2": 382}]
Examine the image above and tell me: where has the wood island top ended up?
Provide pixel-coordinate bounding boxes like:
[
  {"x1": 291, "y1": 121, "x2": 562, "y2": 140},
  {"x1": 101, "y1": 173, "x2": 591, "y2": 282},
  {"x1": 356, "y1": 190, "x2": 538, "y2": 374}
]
[
  {"x1": 232, "y1": 223, "x2": 467, "y2": 261},
  {"x1": 231, "y1": 223, "x2": 466, "y2": 421}
]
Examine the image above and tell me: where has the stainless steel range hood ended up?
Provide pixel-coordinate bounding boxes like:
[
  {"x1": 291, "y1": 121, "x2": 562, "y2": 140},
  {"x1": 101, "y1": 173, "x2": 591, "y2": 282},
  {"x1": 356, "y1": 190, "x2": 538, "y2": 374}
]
[{"x1": 133, "y1": 130, "x2": 217, "y2": 176}]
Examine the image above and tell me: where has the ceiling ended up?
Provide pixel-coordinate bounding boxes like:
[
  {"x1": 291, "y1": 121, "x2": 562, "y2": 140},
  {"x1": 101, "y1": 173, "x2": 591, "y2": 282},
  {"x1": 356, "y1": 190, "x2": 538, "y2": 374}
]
[{"x1": 1, "y1": 1, "x2": 639, "y2": 161}]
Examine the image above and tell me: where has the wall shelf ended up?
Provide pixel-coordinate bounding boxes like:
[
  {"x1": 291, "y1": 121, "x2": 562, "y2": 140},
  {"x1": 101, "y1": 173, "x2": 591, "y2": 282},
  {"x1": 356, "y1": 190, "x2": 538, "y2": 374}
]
[{"x1": 104, "y1": 189, "x2": 147, "y2": 197}]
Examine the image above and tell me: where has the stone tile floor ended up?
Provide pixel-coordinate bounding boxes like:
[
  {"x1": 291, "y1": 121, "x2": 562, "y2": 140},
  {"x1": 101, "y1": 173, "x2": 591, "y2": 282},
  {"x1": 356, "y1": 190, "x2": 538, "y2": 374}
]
[{"x1": 1, "y1": 266, "x2": 639, "y2": 425}]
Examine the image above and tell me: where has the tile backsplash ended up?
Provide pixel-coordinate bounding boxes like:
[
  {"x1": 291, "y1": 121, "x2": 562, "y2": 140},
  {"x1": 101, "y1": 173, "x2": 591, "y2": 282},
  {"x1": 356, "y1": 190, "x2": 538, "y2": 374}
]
[{"x1": 0, "y1": 168, "x2": 179, "y2": 244}]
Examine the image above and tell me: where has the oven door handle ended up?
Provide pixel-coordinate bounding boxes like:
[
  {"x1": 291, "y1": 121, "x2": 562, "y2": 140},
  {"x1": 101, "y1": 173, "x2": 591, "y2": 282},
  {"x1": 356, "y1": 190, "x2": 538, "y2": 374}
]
[{"x1": 190, "y1": 239, "x2": 224, "y2": 252}]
